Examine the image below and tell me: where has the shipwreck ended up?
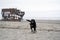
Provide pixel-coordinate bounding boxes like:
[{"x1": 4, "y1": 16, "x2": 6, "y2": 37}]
[{"x1": 1, "y1": 8, "x2": 25, "y2": 21}]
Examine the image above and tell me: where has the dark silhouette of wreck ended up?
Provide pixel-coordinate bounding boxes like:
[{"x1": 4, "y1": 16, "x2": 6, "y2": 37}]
[{"x1": 1, "y1": 8, "x2": 25, "y2": 21}]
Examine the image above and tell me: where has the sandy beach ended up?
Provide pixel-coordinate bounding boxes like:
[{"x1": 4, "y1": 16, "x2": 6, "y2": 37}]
[{"x1": 0, "y1": 20, "x2": 60, "y2": 40}]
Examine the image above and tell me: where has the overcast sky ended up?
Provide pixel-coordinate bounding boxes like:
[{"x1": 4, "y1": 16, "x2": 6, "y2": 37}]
[{"x1": 0, "y1": 0, "x2": 60, "y2": 20}]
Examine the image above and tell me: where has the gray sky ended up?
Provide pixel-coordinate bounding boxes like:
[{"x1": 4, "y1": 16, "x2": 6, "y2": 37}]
[{"x1": 0, "y1": 0, "x2": 60, "y2": 20}]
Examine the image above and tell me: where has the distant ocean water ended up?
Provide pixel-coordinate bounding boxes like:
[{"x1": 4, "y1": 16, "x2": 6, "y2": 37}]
[{"x1": 36, "y1": 20, "x2": 60, "y2": 24}]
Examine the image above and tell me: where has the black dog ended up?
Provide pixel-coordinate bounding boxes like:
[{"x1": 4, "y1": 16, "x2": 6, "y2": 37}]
[{"x1": 26, "y1": 19, "x2": 36, "y2": 32}]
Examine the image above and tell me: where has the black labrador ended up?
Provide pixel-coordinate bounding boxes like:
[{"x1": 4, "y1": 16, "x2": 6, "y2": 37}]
[{"x1": 26, "y1": 19, "x2": 36, "y2": 32}]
